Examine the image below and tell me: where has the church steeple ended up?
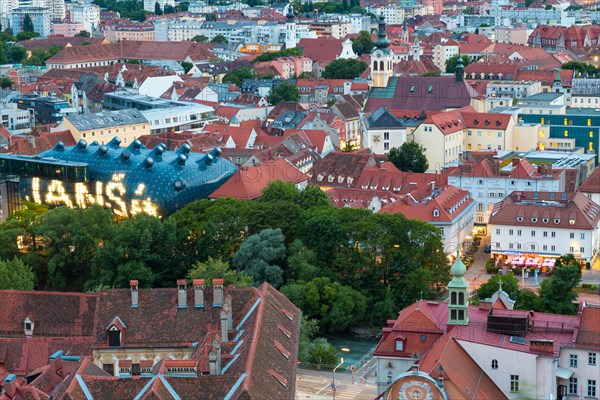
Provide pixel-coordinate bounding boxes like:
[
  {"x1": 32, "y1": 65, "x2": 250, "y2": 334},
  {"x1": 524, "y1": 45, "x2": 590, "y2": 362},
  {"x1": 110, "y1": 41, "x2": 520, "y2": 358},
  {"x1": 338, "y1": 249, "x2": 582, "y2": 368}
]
[
  {"x1": 447, "y1": 252, "x2": 469, "y2": 325},
  {"x1": 370, "y1": 13, "x2": 393, "y2": 88},
  {"x1": 374, "y1": 14, "x2": 390, "y2": 49},
  {"x1": 455, "y1": 56, "x2": 464, "y2": 82},
  {"x1": 284, "y1": 3, "x2": 297, "y2": 49}
]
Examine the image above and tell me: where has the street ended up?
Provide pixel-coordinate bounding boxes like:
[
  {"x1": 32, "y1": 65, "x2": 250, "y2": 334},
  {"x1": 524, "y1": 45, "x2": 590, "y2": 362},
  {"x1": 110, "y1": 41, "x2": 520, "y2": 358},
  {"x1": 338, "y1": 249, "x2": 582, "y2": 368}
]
[{"x1": 296, "y1": 368, "x2": 378, "y2": 400}]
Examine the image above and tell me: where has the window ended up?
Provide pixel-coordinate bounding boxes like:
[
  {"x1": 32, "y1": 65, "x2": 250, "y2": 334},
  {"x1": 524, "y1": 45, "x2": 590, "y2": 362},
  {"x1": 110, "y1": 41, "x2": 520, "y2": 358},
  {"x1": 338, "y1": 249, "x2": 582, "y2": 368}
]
[
  {"x1": 570, "y1": 354, "x2": 578, "y2": 368},
  {"x1": 132, "y1": 363, "x2": 141, "y2": 376},
  {"x1": 511, "y1": 375, "x2": 519, "y2": 393},
  {"x1": 509, "y1": 229, "x2": 514, "y2": 235},
  {"x1": 451, "y1": 292, "x2": 457, "y2": 305},
  {"x1": 543, "y1": 245, "x2": 547, "y2": 251},
  {"x1": 551, "y1": 245, "x2": 556, "y2": 251},
  {"x1": 439, "y1": 227, "x2": 445, "y2": 235},
  {"x1": 531, "y1": 231, "x2": 535, "y2": 237},
  {"x1": 590, "y1": 352, "x2": 597, "y2": 366},
  {"x1": 395, "y1": 339, "x2": 404, "y2": 351},
  {"x1": 384, "y1": 143, "x2": 389, "y2": 150},
  {"x1": 496, "y1": 229, "x2": 500, "y2": 235},
  {"x1": 551, "y1": 232, "x2": 556, "y2": 238},
  {"x1": 589, "y1": 380, "x2": 597, "y2": 397},
  {"x1": 570, "y1": 232, "x2": 575, "y2": 239},
  {"x1": 517, "y1": 230, "x2": 522, "y2": 236},
  {"x1": 491, "y1": 359, "x2": 498, "y2": 369},
  {"x1": 384, "y1": 132, "x2": 389, "y2": 140},
  {"x1": 543, "y1": 231, "x2": 548, "y2": 237},
  {"x1": 421, "y1": 335, "x2": 426, "y2": 342},
  {"x1": 570, "y1": 246, "x2": 575, "y2": 252},
  {"x1": 108, "y1": 328, "x2": 121, "y2": 347},
  {"x1": 103, "y1": 364, "x2": 115, "y2": 376},
  {"x1": 569, "y1": 377, "x2": 578, "y2": 395},
  {"x1": 581, "y1": 233, "x2": 585, "y2": 240},
  {"x1": 580, "y1": 247, "x2": 585, "y2": 253}
]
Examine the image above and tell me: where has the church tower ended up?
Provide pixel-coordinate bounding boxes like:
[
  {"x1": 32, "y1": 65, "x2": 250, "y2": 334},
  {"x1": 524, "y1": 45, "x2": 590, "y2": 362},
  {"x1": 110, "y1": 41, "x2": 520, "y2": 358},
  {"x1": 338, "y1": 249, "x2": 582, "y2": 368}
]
[
  {"x1": 371, "y1": 14, "x2": 394, "y2": 88},
  {"x1": 285, "y1": 4, "x2": 297, "y2": 49},
  {"x1": 447, "y1": 253, "x2": 469, "y2": 326}
]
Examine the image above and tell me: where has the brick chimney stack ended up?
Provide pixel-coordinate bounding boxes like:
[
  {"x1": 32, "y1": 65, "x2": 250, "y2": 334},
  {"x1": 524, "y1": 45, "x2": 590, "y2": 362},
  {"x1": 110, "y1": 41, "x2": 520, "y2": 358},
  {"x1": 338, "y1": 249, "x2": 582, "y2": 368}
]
[
  {"x1": 130, "y1": 280, "x2": 138, "y2": 308},
  {"x1": 49, "y1": 350, "x2": 64, "y2": 388},
  {"x1": 209, "y1": 339, "x2": 221, "y2": 375},
  {"x1": 213, "y1": 279, "x2": 224, "y2": 307},
  {"x1": 224, "y1": 295, "x2": 233, "y2": 330},
  {"x1": 3, "y1": 374, "x2": 17, "y2": 398},
  {"x1": 220, "y1": 309, "x2": 229, "y2": 342},
  {"x1": 193, "y1": 279, "x2": 205, "y2": 308},
  {"x1": 177, "y1": 279, "x2": 187, "y2": 309}
]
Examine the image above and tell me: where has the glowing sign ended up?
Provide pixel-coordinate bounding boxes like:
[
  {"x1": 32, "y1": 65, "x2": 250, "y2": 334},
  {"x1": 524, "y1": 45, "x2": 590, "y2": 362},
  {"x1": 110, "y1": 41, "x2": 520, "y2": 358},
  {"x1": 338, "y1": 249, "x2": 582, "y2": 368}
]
[{"x1": 27, "y1": 174, "x2": 159, "y2": 217}]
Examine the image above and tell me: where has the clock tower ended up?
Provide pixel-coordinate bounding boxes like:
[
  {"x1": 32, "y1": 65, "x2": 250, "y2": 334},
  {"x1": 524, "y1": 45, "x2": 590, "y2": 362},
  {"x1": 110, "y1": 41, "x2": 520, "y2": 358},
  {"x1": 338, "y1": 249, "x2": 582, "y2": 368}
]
[{"x1": 371, "y1": 14, "x2": 393, "y2": 88}]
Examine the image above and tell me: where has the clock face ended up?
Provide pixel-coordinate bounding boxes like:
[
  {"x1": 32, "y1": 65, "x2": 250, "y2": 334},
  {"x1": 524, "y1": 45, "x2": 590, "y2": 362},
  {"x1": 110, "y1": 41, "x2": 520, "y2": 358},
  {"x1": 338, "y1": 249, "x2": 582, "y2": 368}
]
[
  {"x1": 373, "y1": 50, "x2": 383, "y2": 58},
  {"x1": 399, "y1": 380, "x2": 434, "y2": 400}
]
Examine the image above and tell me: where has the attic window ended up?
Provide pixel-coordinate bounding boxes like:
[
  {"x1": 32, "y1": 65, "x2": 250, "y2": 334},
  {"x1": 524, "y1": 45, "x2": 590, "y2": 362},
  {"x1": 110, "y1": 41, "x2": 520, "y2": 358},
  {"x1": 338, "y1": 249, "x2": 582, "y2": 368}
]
[
  {"x1": 317, "y1": 174, "x2": 324, "y2": 182},
  {"x1": 280, "y1": 309, "x2": 294, "y2": 321},
  {"x1": 108, "y1": 326, "x2": 121, "y2": 347},
  {"x1": 277, "y1": 324, "x2": 292, "y2": 340},
  {"x1": 569, "y1": 219, "x2": 575, "y2": 225},
  {"x1": 531, "y1": 218, "x2": 537, "y2": 223},
  {"x1": 554, "y1": 219, "x2": 560, "y2": 224},
  {"x1": 338, "y1": 176, "x2": 344, "y2": 184},
  {"x1": 269, "y1": 370, "x2": 288, "y2": 388},
  {"x1": 428, "y1": 85, "x2": 432, "y2": 93},
  {"x1": 433, "y1": 209, "x2": 440, "y2": 217},
  {"x1": 328, "y1": 175, "x2": 334, "y2": 183},
  {"x1": 274, "y1": 340, "x2": 291, "y2": 360},
  {"x1": 410, "y1": 86, "x2": 415, "y2": 93},
  {"x1": 542, "y1": 218, "x2": 548, "y2": 223},
  {"x1": 517, "y1": 216, "x2": 523, "y2": 222},
  {"x1": 395, "y1": 338, "x2": 404, "y2": 351},
  {"x1": 24, "y1": 317, "x2": 34, "y2": 336}
]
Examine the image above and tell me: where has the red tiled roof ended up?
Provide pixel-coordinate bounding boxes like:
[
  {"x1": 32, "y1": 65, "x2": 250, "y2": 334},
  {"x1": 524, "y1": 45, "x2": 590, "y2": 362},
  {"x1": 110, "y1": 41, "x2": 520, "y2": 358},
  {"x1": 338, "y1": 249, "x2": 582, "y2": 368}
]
[
  {"x1": 578, "y1": 167, "x2": 600, "y2": 194},
  {"x1": 576, "y1": 305, "x2": 600, "y2": 347},
  {"x1": 209, "y1": 159, "x2": 309, "y2": 200},
  {"x1": 297, "y1": 38, "x2": 343, "y2": 65}
]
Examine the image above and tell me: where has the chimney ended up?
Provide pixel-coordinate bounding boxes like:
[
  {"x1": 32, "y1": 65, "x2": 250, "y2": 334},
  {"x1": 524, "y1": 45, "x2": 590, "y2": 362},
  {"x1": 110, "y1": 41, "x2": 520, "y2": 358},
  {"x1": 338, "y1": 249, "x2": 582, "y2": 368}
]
[
  {"x1": 224, "y1": 295, "x2": 233, "y2": 330},
  {"x1": 130, "y1": 280, "x2": 138, "y2": 308},
  {"x1": 220, "y1": 309, "x2": 229, "y2": 342},
  {"x1": 193, "y1": 279, "x2": 205, "y2": 308},
  {"x1": 177, "y1": 279, "x2": 187, "y2": 309},
  {"x1": 49, "y1": 350, "x2": 64, "y2": 388},
  {"x1": 213, "y1": 279, "x2": 224, "y2": 307},
  {"x1": 512, "y1": 157, "x2": 520, "y2": 167},
  {"x1": 3, "y1": 374, "x2": 17, "y2": 398},
  {"x1": 209, "y1": 339, "x2": 221, "y2": 375}
]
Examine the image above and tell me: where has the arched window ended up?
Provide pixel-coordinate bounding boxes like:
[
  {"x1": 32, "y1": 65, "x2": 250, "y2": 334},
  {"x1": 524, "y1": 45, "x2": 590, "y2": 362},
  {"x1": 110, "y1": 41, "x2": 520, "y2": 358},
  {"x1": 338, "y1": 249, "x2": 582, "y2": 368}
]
[
  {"x1": 373, "y1": 61, "x2": 378, "y2": 71},
  {"x1": 491, "y1": 359, "x2": 498, "y2": 369},
  {"x1": 451, "y1": 292, "x2": 457, "y2": 305},
  {"x1": 458, "y1": 292, "x2": 465, "y2": 305},
  {"x1": 108, "y1": 326, "x2": 121, "y2": 347},
  {"x1": 379, "y1": 61, "x2": 384, "y2": 71}
]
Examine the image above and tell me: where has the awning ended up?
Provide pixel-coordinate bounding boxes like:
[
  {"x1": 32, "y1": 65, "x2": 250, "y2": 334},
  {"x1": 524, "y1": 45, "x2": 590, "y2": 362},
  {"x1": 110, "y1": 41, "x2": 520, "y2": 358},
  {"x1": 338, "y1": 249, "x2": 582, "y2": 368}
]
[{"x1": 556, "y1": 367, "x2": 574, "y2": 380}]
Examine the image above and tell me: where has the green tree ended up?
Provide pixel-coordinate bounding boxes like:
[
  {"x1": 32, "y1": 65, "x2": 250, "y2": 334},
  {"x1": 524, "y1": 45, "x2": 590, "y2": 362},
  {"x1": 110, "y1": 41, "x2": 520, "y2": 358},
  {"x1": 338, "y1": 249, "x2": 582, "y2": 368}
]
[
  {"x1": 282, "y1": 276, "x2": 367, "y2": 332},
  {"x1": 298, "y1": 315, "x2": 319, "y2": 363},
  {"x1": 322, "y1": 59, "x2": 368, "y2": 79},
  {"x1": 205, "y1": 13, "x2": 217, "y2": 21},
  {"x1": 268, "y1": 81, "x2": 299, "y2": 105},
  {"x1": 10, "y1": 45, "x2": 27, "y2": 63},
  {"x1": 163, "y1": 3, "x2": 175, "y2": 13},
  {"x1": 75, "y1": 30, "x2": 90, "y2": 37},
  {"x1": 175, "y1": 1, "x2": 189, "y2": 11},
  {"x1": 187, "y1": 256, "x2": 252, "y2": 287},
  {"x1": 232, "y1": 228, "x2": 286, "y2": 287},
  {"x1": 16, "y1": 31, "x2": 40, "y2": 41},
  {"x1": 537, "y1": 259, "x2": 581, "y2": 315},
  {"x1": 0, "y1": 77, "x2": 13, "y2": 89},
  {"x1": 252, "y1": 47, "x2": 302, "y2": 63},
  {"x1": 300, "y1": 215, "x2": 344, "y2": 266},
  {"x1": 0, "y1": 43, "x2": 7, "y2": 64},
  {"x1": 476, "y1": 273, "x2": 520, "y2": 301},
  {"x1": 222, "y1": 66, "x2": 254, "y2": 87},
  {"x1": 422, "y1": 70, "x2": 441, "y2": 77},
  {"x1": 33, "y1": 206, "x2": 114, "y2": 291},
  {"x1": 445, "y1": 54, "x2": 470, "y2": 73},
  {"x1": 22, "y1": 14, "x2": 34, "y2": 32},
  {"x1": 260, "y1": 180, "x2": 300, "y2": 203},
  {"x1": 561, "y1": 61, "x2": 599, "y2": 76},
  {"x1": 306, "y1": 337, "x2": 339, "y2": 365},
  {"x1": 515, "y1": 289, "x2": 538, "y2": 311},
  {"x1": 298, "y1": 186, "x2": 331, "y2": 209},
  {"x1": 89, "y1": 215, "x2": 178, "y2": 289},
  {"x1": 192, "y1": 34, "x2": 207, "y2": 42},
  {"x1": 181, "y1": 61, "x2": 193, "y2": 73},
  {"x1": 298, "y1": 71, "x2": 315, "y2": 78},
  {"x1": 372, "y1": 286, "x2": 397, "y2": 325},
  {"x1": 352, "y1": 30, "x2": 374, "y2": 55},
  {"x1": 286, "y1": 240, "x2": 320, "y2": 282},
  {"x1": 0, "y1": 258, "x2": 35, "y2": 290},
  {"x1": 154, "y1": 1, "x2": 163, "y2": 14},
  {"x1": 211, "y1": 34, "x2": 228, "y2": 44},
  {"x1": 388, "y1": 142, "x2": 429, "y2": 172}
]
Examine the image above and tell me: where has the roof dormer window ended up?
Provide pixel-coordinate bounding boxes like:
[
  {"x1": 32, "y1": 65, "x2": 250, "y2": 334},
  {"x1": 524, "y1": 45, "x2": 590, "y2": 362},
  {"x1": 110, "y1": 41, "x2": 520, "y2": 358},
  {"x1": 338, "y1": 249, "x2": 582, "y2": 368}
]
[
  {"x1": 542, "y1": 218, "x2": 548, "y2": 223},
  {"x1": 24, "y1": 317, "x2": 34, "y2": 336},
  {"x1": 569, "y1": 219, "x2": 575, "y2": 225},
  {"x1": 517, "y1": 216, "x2": 523, "y2": 222},
  {"x1": 433, "y1": 209, "x2": 440, "y2": 217},
  {"x1": 554, "y1": 218, "x2": 560, "y2": 224},
  {"x1": 531, "y1": 218, "x2": 537, "y2": 223},
  {"x1": 395, "y1": 338, "x2": 405, "y2": 351}
]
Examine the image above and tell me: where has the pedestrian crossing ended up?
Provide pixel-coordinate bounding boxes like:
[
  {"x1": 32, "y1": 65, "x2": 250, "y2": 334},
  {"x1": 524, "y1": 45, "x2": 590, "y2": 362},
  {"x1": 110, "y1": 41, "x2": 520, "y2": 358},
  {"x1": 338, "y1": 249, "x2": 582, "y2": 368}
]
[{"x1": 333, "y1": 385, "x2": 371, "y2": 399}]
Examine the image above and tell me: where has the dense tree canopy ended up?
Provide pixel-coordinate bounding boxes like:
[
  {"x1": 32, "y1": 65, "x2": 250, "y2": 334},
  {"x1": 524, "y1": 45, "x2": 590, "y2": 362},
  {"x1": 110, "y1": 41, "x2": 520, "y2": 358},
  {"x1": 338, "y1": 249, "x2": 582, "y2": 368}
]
[
  {"x1": 352, "y1": 30, "x2": 374, "y2": 55},
  {"x1": 222, "y1": 66, "x2": 254, "y2": 87},
  {"x1": 388, "y1": 142, "x2": 429, "y2": 173},
  {"x1": 0, "y1": 258, "x2": 35, "y2": 290},
  {"x1": 211, "y1": 34, "x2": 228, "y2": 44},
  {"x1": 322, "y1": 59, "x2": 368, "y2": 79},
  {"x1": 232, "y1": 228, "x2": 286, "y2": 287},
  {"x1": 561, "y1": 61, "x2": 599, "y2": 76},
  {"x1": 252, "y1": 48, "x2": 302, "y2": 63},
  {"x1": 268, "y1": 81, "x2": 299, "y2": 105},
  {"x1": 445, "y1": 54, "x2": 470, "y2": 73},
  {"x1": 22, "y1": 14, "x2": 34, "y2": 32}
]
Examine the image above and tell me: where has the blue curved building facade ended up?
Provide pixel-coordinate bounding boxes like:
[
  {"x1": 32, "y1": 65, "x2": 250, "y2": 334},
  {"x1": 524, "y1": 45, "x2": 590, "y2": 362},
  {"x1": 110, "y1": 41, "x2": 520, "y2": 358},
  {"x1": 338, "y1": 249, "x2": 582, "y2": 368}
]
[{"x1": 0, "y1": 137, "x2": 237, "y2": 217}]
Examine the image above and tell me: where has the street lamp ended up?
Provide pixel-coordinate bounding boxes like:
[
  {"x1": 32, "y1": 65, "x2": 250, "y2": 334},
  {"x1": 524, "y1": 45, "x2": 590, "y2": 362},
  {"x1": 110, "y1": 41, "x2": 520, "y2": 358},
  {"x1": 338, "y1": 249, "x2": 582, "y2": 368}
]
[{"x1": 332, "y1": 357, "x2": 344, "y2": 398}]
